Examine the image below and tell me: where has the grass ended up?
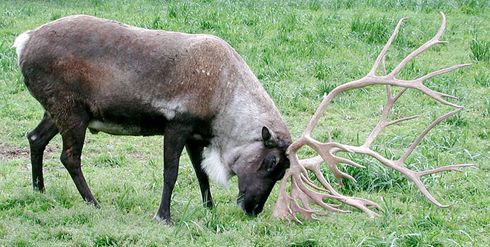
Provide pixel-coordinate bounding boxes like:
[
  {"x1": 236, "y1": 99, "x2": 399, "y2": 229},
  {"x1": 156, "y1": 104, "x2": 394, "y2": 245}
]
[
  {"x1": 470, "y1": 38, "x2": 490, "y2": 62},
  {"x1": 0, "y1": 0, "x2": 489, "y2": 246}
]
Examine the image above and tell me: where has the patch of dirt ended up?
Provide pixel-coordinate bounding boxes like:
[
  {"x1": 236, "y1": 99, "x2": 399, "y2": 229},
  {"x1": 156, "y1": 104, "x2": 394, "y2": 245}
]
[
  {"x1": 0, "y1": 143, "x2": 57, "y2": 161},
  {"x1": 0, "y1": 143, "x2": 29, "y2": 160}
]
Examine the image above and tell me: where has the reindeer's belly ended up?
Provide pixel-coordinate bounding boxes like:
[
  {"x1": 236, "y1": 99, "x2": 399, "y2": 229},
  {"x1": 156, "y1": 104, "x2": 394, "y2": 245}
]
[
  {"x1": 88, "y1": 120, "x2": 152, "y2": 136},
  {"x1": 87, "y1": 110, "x2": 213, "y2": 139},
  {"x1": 87, "y1": 108, "x2": 168, "y2": 136}
]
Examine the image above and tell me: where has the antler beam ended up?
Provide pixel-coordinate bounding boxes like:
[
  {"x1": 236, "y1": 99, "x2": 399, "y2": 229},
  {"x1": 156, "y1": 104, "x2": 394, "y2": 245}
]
[{"x1": 273, "y1": 12, "x2": 475, "y2": 222}]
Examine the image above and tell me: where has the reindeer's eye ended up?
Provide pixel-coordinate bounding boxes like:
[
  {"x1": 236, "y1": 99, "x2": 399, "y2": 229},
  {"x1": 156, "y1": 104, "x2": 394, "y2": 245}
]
[{"x1": 264, "y1": 154, "x2": 278, "y2": 171}]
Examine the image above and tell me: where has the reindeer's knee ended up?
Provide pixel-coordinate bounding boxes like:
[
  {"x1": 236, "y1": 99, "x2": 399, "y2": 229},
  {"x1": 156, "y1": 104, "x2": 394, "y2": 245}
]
[
  {"x1": 28, "y1": 133, "x2": 47, "y2": 157},
  {"x1": 60, "y1": 150, "x2": 80, "y2": 170},
  {"x1": 27, "y1": 131, "x2": 37, "y2": 142}
]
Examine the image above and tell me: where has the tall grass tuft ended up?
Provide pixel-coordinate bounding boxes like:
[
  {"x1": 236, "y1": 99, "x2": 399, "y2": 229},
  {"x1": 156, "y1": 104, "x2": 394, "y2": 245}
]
[
  {"x1": 308, "y1": 0, "x2": 321, "y2": 11},
  {"x1": 351, "y1": 16, "x2": 390, "y2": 44},
  {"x1": 94, "y1": 234, "x2": 119, "y2": 247},
  {"x1": 470, "y1": 38, "x2": 490, "y2": 62},
  {"x1": 338, "y1": 155, "x2": 408, "y2": 193},
  {"x1": 95, "y1": 153, "x2": 126, "y2": 167},
  {"x1": 474, "y1": 71, "x2": 490, "y2": 87}
]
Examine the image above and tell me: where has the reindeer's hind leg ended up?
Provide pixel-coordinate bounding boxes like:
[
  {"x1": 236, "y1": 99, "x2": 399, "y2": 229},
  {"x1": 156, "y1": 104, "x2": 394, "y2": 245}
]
[
  {"x1": 57, "y1": 109, "x2": 98, "y2": 207},
  {"x1": 27, "y1": 112, "x2": 59, "y2": 192}
]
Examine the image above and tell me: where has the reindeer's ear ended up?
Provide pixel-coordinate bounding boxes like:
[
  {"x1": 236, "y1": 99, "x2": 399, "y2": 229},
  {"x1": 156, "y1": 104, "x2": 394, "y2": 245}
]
[
  {"x1": 262, "y1": 126, "x2": 271, "y2": 141},
  {"x1": 262, "y1": 126, "x2": 276, "y2": 148}
]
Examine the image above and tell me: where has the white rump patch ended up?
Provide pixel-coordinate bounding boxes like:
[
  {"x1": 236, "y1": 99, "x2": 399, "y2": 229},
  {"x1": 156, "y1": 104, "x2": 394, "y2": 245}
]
[
  {"x1": 201, "y1": 146, "x2": 231, "y2": 187},
  {"x1": 12, "y1": 31, "x2": 31, "y2": 64}
]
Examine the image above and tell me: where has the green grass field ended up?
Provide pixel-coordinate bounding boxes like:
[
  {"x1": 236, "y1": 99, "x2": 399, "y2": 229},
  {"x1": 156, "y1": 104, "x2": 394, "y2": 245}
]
[{"x1": 1, "y1": 0, "x2": 489, "y2": 246}]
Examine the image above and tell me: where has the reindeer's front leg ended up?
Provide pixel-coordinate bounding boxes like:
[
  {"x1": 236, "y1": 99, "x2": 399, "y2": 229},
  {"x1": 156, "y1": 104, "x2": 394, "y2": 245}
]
[
  {"x1": 154, "y1": 122, "x2": 191, "y2": 224},
  {"x1": 186, "y1": 139, "x2": 214, "y2": 209}
]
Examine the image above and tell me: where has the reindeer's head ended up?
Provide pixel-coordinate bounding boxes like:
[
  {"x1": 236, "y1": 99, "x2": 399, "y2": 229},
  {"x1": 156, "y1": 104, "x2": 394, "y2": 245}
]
[{"x1": 233, "y1": 126, "x2": 290, "y2": 216}]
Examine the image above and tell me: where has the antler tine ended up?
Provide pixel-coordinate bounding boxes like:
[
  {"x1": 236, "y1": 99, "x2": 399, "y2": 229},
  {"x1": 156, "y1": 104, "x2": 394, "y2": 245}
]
[
  {"x1": 397, "y1": 167, "x2": 451, "y2": 208},
  {"x1": 364, "y1": 87, "x2": 407, "y2": 148},
  {"x1": 392, "y1": 87, "x2": 407, "y2": 102},
  {"x1": 417, "y1": 84, "x2": 462, "y2": 108},
  {"x1": 294, "y1": 176, "x2": 346, "y2": 213},
  {"x1": 412, "y1": 63, "x2": 470, "y2": 109},
  {"x1": 300, "y1": 172, "x2": 329, "y2": 193},
  {"x1": 273, "y1": 13, "x2": 473, "y2": 221},
  {"x1": 291, "y1": 177, "x2": 321, "y2": 212},
  {"x1": 335, "y1": 156, "x2": 365, "y2": 169},
  {"x1": 308, "y1": 162, "x2": 341, "y2": 192},
  {"x1": 369, "y1": 17, "x2": 407, "y2": 76},
  {"x1": 386, "y1": 115, "x2": 419, "y2": 126},
  {"x1": 310, "y1": 168, "x2": 381, "y2": 217},
  {"x1": 274, "y1": 171, "x2": 294, "y2": 219},
  {"x1": 417, "y1": 164, "x2": 475, "y2": 177},
  {"x1": 327, "y1": 142, "x2": 474, "y2": 209},
  {"x1": 398, "y1": 107, "x2": 462, "y2": 164},
  {"x1": 418, "y1": 63, "x2": 471, "y2": 82},
  {"x1": 435, "y1": 12, "x2": 447, "y2": 41},
  {"x1": 389, "y1": 12, "x2": 447, "y2": 77}
]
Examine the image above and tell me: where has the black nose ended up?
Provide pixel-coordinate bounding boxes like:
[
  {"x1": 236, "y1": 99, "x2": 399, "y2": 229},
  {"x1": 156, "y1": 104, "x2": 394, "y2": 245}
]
[
  {"x1": 238, "y1": 200, "x2": 263, "y2": 217},
  {"x1": 245, "y1": 211, "x2": 256, "y2": 217},
  {"x1": 246, "y1": 204, "x2": 263, "y2": 217}
]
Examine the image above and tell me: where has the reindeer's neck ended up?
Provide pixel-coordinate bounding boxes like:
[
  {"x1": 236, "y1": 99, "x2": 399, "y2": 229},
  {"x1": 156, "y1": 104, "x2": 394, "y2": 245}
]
[{"x1": 201, "y1": 73, "x2": 287, "y2": 187}]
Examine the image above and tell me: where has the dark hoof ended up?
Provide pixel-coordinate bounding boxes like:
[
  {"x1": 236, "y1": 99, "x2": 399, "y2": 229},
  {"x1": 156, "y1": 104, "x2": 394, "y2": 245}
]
[
  {"x1": 33, "y1": 186, "x2": 45, "y2": 193},
  {"x1": 86, "y1": 200, "x2": 100, "y2": 208},
  {"x1": 153, "y1": 214, "x2": 175, "y2": 225},
  {"x1": 205, "y1": 201, "x2": 214, "y2": 209}
]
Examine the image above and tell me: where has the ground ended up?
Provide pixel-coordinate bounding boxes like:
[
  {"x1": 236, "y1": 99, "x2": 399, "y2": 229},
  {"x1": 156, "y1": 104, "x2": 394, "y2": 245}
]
[{"x1": 0, "y1": 0, "x2": 489, "y2": 246}]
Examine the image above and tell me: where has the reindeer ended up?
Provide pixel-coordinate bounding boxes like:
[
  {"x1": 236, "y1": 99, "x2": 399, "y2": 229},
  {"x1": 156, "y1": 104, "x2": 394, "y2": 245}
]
[{"x1": 13, "y1": 15, "x2": 291, "y2": 223}]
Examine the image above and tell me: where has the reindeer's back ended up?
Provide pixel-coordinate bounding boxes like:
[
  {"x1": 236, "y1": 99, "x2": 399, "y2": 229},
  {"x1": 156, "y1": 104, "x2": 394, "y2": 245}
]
[{"x1": 19, "y1": 15, "x2": 239, "y2": 122}]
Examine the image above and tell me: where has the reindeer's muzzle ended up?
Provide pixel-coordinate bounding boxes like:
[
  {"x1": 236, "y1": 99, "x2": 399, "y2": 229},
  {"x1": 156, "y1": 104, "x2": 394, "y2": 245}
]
[{"x1": 237, "y1": 193, "x2": 264, "y2": 217}]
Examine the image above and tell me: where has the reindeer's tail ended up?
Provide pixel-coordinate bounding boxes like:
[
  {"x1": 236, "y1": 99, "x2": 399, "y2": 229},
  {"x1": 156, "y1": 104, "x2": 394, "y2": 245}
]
[{"x1": 12, "y1": 31, "x2": 32, "y2": 65}]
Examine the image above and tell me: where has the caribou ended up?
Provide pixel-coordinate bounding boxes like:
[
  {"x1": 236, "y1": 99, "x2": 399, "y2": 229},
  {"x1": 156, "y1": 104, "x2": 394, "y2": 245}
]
[
  {"x1": 14, "y1": 13, "x2": 472, "y2": 223},
  {"x1": 14, "y1": 15, "x2": 291, "y2": 223}
]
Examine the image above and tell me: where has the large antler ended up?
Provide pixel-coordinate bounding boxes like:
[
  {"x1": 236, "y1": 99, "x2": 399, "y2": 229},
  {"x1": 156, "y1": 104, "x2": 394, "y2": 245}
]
[{"x1": 273, "y1": 12, "x2": 475, "y2": 222}]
